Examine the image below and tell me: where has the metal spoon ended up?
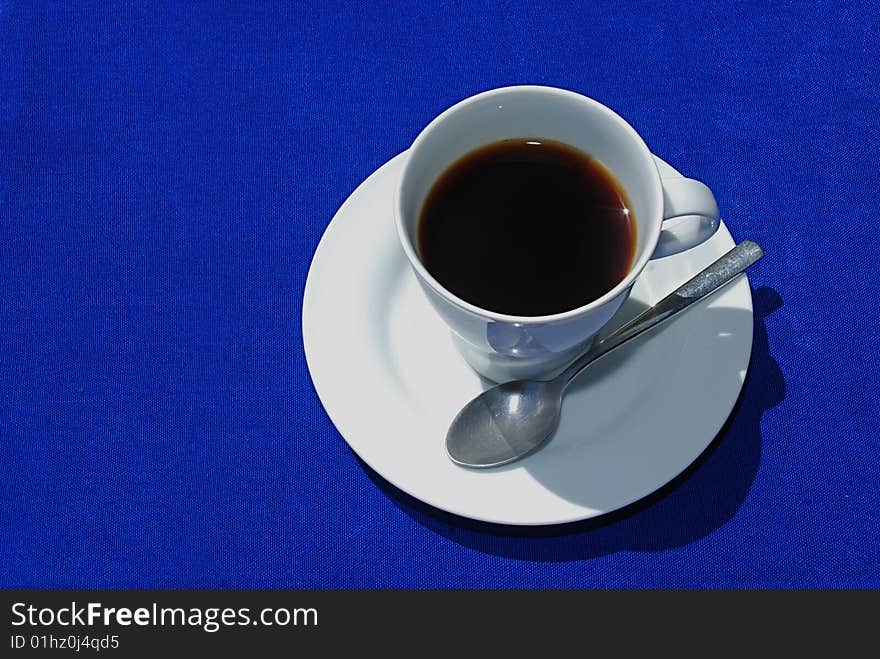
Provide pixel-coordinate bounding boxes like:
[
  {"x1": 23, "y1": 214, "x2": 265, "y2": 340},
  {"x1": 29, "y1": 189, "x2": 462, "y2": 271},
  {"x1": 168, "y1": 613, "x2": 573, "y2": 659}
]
[{"x1": 446, "y1": 240, "x2": 764, "y2": 468}]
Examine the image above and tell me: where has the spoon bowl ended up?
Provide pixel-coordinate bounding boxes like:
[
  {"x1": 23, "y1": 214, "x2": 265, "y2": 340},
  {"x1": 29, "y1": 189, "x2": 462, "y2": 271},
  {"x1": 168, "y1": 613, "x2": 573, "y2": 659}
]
[{"x1": 447, "y1": 379, "x2": 565, "y2": 468}]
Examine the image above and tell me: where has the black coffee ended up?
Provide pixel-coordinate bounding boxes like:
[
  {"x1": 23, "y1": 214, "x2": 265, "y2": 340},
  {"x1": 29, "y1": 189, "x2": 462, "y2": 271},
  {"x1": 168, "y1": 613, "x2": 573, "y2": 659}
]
[{"x1": 417, "y1": 138, "x2": 636, "y2": 316}]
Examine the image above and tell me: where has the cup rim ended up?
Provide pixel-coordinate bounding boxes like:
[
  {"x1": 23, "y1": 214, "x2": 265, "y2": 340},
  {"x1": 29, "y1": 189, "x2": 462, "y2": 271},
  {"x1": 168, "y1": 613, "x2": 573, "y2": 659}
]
[{"x1": 394, "y1": 84, "x2": 664, "y2": 325}]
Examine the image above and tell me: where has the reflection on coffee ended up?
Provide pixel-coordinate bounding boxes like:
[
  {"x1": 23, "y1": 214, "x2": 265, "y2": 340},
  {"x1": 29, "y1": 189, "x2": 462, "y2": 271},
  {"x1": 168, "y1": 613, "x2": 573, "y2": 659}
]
[{"x1": 418, "y1": 138, "x2": 636, "y2": 317}]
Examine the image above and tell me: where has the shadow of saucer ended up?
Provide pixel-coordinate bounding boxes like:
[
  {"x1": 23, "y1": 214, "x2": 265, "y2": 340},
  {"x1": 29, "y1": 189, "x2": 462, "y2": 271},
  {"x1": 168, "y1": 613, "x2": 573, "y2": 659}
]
[{"x1": 357, "y1": 286, "x2": 785, "y2": 561}]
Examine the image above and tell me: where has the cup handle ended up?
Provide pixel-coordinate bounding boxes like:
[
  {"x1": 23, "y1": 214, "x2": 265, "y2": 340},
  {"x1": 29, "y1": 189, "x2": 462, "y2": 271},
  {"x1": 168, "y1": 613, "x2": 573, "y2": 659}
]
[{"x1": 651, "y1": 177, "x2": 721, "y2": 259}]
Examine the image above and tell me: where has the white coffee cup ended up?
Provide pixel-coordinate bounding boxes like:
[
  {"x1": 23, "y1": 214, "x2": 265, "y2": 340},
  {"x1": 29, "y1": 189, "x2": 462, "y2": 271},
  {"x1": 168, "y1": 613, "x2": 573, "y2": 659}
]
[{"x1": 395, "y1": 85, "x2": 720, "y2": 382}]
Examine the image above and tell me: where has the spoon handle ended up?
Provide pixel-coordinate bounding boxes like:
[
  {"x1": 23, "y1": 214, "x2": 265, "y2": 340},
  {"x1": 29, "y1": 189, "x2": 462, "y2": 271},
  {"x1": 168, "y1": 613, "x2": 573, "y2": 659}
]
[{"x1": 558, "y1": 241, "x2": 764, "y2": 384}]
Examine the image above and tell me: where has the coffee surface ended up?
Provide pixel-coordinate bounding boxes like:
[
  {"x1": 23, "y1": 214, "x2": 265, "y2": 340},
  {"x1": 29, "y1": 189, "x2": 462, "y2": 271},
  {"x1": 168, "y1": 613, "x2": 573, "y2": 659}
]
[{"x1": 418, "y1": 138, "x2": 636, "y2": 316}]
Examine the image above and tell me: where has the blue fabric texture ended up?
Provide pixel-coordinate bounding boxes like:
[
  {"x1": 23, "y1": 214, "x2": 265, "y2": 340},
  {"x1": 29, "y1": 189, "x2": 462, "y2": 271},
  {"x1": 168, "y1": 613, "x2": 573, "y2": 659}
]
[{"x1": 1, "y1": 1, "x2": 878, "y2": 588}]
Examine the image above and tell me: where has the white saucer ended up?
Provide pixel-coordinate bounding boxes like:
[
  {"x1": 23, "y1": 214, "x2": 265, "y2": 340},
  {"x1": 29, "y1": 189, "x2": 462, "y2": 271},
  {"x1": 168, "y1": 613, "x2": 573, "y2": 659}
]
[{"x1": 303, "y1": 152, "x2": 753, "y2": 526}]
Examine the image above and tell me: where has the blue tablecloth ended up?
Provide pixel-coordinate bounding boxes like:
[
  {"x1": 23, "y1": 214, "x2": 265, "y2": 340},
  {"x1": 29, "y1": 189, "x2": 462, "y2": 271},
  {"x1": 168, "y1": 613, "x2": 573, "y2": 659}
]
[{"x1": 2, "y1": 1, "x2": 878, "y2": 588}]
